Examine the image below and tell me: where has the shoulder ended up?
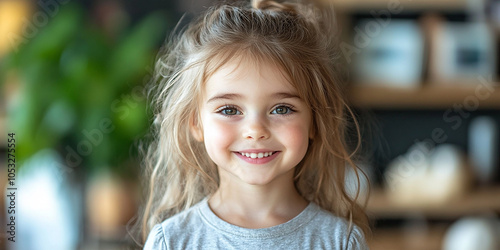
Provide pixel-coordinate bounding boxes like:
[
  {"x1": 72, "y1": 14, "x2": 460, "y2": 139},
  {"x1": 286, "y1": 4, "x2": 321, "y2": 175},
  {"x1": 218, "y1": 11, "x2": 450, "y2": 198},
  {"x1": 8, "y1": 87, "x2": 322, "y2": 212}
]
[
  {"x1": 143, "y1": 201, "x2": 206, "y2": 250},
  {"x1": 306, "y1": 203, "x2": 368, "y2": 250},
  {"x1": 143, "y1": 223, "x2": 167, "y2": 250}
]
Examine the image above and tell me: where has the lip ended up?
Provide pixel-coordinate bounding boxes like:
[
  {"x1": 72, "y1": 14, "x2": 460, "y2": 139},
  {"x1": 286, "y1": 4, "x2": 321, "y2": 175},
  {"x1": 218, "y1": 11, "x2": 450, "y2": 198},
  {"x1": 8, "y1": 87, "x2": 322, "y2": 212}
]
[{"x1": 233, "y1": 150, "x2": 280, "y2": 164}]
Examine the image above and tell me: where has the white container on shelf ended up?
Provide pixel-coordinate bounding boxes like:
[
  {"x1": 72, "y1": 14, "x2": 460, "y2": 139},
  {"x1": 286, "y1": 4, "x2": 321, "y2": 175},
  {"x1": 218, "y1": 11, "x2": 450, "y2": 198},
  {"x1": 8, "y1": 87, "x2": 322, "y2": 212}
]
[
  {"x1": 469, "y1": 116, "x2": 498, "y2": 184},
  {"x1": 429, "y1": 21, "x2": 496, "y2": 84},
  {"x1": 384, "y1": 143, "x2": 470, "y2": 207},
  {"x1": 352, "y1": 19, "x2": 424, "y2": 88},
  {"x1": 443, "y1": 217, "x2": 500, "y2": 250}
]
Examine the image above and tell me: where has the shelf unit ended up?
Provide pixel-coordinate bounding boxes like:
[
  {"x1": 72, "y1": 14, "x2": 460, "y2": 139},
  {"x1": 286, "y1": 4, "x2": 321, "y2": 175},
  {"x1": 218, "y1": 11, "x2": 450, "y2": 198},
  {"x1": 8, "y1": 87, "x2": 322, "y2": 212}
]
[
  {"x1": 367, "y1": 186, "x2": 500, "y2": 219},
  {"x1": 368, "y1": 225, "x2": 448, "y2": 250},
  {"x1": 332, "y1": 0, "x2": 468, "y2": 12},
  {"x1": 347, "y1": 84, "x2": 500, "y2": 109},
  {"x1": 366, "y1": 186, "x2": 500, "y2": 250},
  {"x1": 335, "y1": 1, "x2": 500, "y2": 249}
]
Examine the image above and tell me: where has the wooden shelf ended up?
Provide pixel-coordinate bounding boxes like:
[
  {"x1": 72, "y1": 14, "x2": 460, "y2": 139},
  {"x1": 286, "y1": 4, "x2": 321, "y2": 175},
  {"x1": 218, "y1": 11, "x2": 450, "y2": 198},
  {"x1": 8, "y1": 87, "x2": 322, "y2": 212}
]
[
  {"x1": 367, "y1": 186, "x2": 500, "y2": 219},
  {"x1": 331, "y1": 0, "x2": 467, "y2": 12},
  {"x1": 346, "y1": 84, "x2": 500, "y2": 109},
  {"x1": 369, "y1": 224, "x2": 448, "y2": 250}
]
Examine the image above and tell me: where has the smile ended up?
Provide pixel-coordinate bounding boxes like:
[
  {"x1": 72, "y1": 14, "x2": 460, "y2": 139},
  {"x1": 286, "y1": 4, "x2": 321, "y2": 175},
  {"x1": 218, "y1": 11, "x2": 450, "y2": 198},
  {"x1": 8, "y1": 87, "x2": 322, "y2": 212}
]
[
  {"x1": 238, "y1": 151, "x2": 274, "y2": 159},
  {"x1": 234, "y1": 151, "x2": 280, "y2": 164}
]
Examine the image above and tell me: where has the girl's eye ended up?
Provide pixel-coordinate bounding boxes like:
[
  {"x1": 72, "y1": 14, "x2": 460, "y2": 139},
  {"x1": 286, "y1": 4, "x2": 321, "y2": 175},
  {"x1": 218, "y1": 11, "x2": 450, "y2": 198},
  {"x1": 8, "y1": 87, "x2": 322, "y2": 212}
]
[
  {"x1": 217, "y1": 106, "x2": 241, "y2": 116},
  {"x1": 271, "y1": 105, "x2": 294, "y2": 115},
  {"x1": 222, "y1": 108, "x2": 239, "y2": 115}
]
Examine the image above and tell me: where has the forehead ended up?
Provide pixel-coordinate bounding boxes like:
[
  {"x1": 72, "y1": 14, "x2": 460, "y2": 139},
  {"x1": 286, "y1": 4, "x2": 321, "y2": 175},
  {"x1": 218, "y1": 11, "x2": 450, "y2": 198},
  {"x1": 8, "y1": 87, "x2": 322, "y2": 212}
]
[{"x1": 203, "y1": 56, "x2": 297, "y2": 96}]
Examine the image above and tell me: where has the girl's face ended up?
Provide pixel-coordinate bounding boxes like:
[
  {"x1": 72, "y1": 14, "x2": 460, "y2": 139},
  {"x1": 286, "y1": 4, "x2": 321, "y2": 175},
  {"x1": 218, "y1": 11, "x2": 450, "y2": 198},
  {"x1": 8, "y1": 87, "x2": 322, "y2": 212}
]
[{"x1": 192, "y1": 57, "x2": 312, "y2": 187}]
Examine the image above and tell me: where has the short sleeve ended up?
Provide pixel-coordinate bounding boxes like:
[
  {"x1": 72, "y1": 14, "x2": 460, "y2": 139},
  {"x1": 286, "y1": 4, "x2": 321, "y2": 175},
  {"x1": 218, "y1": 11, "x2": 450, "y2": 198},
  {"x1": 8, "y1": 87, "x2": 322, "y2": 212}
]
[
  {"x1": 348, "y1": 226, "x2": 369, "y2": 250},
  {"x1": 143, "y1": 224, "x2": 167, "y2": 250}
]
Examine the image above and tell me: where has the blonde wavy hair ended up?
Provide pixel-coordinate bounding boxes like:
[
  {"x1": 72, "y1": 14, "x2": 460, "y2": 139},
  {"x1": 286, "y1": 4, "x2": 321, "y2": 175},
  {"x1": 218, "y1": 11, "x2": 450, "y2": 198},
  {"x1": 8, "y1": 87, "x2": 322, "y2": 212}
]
[{"x1": 137, "y1": 0, "x2": 369, "y2": 244}]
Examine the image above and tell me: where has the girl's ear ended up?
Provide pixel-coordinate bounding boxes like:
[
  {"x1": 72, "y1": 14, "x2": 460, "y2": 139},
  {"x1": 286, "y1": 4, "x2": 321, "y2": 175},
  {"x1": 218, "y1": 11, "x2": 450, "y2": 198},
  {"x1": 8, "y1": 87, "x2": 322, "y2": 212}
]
[{"x1": 189, "y1": 113, "x2": 204, "y2": 142}]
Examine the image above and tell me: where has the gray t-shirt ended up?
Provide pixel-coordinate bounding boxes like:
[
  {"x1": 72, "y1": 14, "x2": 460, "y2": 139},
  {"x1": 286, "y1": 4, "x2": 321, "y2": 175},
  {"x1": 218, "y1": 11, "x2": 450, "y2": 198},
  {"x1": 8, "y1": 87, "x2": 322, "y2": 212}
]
[{"x1": 144, "y1": 198, "x2": 368, "y2": 250}]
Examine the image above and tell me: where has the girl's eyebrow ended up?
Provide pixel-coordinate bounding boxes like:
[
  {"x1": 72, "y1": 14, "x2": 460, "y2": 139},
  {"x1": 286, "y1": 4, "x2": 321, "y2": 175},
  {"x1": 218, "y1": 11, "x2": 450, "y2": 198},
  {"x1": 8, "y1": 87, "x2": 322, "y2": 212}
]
[
  {"x1": 272, "y1": 92, "x2": 301, "y2": 100},
  {"x1": 207, "y1": 93, "x2": 242, "y2": 104},
  {"x1": 207, "y1": 92, "x2": 301, "y2": 104}
]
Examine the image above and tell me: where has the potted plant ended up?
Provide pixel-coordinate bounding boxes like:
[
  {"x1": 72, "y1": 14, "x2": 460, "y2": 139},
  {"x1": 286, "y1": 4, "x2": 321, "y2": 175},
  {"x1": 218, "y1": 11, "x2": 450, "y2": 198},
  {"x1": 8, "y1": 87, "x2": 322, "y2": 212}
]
[{"x1": 1, "y1": 3, "x2": 169, "y2": 241}]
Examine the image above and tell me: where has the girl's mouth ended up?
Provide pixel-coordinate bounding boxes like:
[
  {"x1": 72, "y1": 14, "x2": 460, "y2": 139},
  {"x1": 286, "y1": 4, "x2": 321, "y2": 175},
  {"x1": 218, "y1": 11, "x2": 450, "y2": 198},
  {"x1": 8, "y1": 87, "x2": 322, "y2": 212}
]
[
  {"x1": 237, "y1": 151, "x2": 276, "y2": 159},
  {"x1": 234, "y1": 151, "x2": 280, "y2": 164}
]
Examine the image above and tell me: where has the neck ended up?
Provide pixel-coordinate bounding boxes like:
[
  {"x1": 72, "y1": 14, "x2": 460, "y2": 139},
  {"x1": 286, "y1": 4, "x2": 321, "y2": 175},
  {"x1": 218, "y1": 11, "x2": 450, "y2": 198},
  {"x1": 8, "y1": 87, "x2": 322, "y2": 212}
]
[{"x1": 208, "y1": 170, "x2": 308, "y2": 228}]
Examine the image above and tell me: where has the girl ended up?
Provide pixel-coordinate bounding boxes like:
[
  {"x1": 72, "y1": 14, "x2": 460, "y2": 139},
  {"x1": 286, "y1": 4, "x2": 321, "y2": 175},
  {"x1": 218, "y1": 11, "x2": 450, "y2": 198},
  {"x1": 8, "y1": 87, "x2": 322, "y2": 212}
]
[{"x1": 139, "y1": 0, "x2": 369, "y2": 249}]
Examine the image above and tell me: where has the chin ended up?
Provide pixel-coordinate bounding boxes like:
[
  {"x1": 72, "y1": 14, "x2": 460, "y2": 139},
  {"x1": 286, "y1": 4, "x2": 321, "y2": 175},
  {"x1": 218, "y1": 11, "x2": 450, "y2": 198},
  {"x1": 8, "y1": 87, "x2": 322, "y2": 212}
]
[{"x1": 237, "y1": 171, "x2": 290, "y2": 186}]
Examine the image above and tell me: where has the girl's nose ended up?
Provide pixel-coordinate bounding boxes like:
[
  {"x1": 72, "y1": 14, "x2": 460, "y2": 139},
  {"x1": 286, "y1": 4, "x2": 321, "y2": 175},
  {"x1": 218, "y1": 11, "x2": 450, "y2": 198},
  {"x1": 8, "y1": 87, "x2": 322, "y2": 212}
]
[{"x1": 242, "y1": 117, "x2": 270, "y2": 140}]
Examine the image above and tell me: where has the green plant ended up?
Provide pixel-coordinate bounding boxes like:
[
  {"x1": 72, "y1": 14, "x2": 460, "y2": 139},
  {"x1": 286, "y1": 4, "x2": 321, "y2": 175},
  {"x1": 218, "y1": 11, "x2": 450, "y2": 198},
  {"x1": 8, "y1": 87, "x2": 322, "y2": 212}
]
[{"x1": 3, "y1": 4, "x2": 168, "y2": 176}]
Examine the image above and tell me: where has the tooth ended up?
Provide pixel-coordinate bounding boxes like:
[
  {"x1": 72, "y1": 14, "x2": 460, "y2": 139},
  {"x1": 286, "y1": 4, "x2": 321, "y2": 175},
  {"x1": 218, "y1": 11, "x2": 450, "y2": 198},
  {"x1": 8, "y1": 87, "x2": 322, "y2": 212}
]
[
  {"x1": 269, "y1": 152, "x2": 273, "y2": 156},
  {"x1": 250, "y1": 153, "x2": 257, "y2": 158},
  {"x1": 245, "y1": 153, "x2": 250, "y2": 157},
  {"x1": 264, "y1": 152, "x2": 269, "y2": 157},
  {"x1": 257, "y1": 153, "x2": 263, "y2": 158}
]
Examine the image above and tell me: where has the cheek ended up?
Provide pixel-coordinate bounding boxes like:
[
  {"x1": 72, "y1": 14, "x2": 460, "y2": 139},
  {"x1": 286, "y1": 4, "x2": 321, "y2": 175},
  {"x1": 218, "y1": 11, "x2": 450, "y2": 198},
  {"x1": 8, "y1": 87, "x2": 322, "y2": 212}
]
[
  {"x1": 276, "y1": 120, "x2": 310, "y2": 155},
  {"x1": 203, "y1": 117, "x2": 236, "y2": 152}
]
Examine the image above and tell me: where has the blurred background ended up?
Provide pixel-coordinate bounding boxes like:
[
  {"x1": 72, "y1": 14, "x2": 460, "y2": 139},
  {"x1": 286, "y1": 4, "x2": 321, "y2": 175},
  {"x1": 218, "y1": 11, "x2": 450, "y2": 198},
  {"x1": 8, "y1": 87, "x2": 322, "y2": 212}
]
[
  {"x1": 336, "y1": 0, "x2": 500, "y2": 249},
  {"x1": 0, "y1": 0, "x2": 499, "y2": 249}
]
